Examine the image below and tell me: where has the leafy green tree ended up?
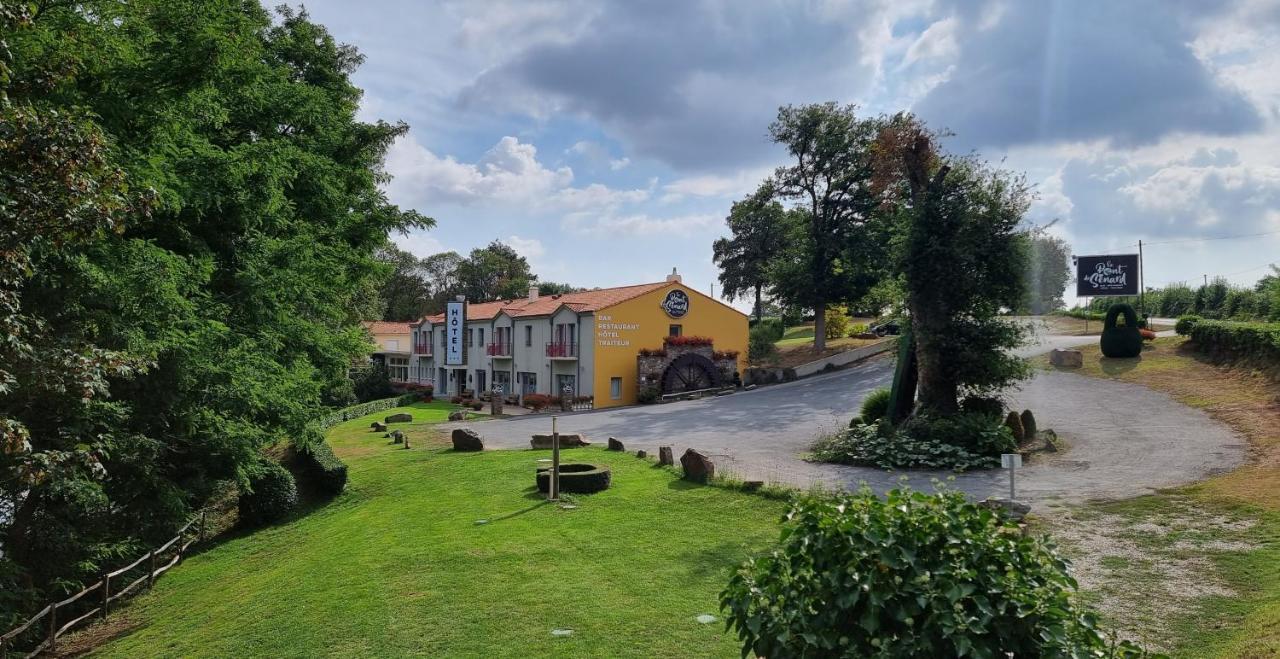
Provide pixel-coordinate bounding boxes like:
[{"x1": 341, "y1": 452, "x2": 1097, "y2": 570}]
[
  {"x1": 712, "y1": 183, "x2": 787, "y2": 321},
  {"x1": 767, "y1": 104, "x2": 886, "y2": 351},
  {"x1": 874, "y1": 115, "x2": 1030, "y2": 415},
  {"x1": 377, "y1": 245, "x2": 432, "y2": 321},
  {"x1": 2, "y1": 1, "x2": 429, "y2": 619},
  {"x1": 1023, "y1": 228, "x2": 1071, "y2": 315},
  {"x1": 456, "y1": 241, "x2": 535, "y2": 302},
  {"x1": 421, "y1": 251, "x2": 465, "y2": 312},
  {"x1": 535, "y1": 281, "x2": 582, "y2": 295}
]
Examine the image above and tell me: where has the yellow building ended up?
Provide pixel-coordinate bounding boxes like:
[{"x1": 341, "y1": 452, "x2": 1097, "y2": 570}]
[
  {"x1": 409, "y1": 270, "x2": 748, "y2": 408},
  {"x1": 360, "y1": 320, "x2": 412, "y2": 383}
]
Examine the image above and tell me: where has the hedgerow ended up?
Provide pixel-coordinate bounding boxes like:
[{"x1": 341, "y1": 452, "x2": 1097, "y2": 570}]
[
  {"x1": 317, "y1": 393, "x2": 417, "y2": 431},
  {"x1": 1186, "y1": 318, "x2": 1280, "y2": 366},
  {"x1": 300, "y1": 440, "x2": 348, "y2": 496},
  {"x1": 812, "y1": 416, "x2": 1013, "y2": 472},
  {"x1": 238, "y1": 460, "x2": 298, "y2": 527},
  {"x1": 721, "y1": 488, "x2": 1147, "y2": 658}
]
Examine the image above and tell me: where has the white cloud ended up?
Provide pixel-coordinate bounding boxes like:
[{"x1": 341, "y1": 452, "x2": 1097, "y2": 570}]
[
  {"x1": 384, "y1": 133, "x2": 649, "y2": 214},
  {"x1": 562, "y1": 211, "x2": 720, "y2": 236},
  {"x1": 903, "y1": 17, "x2": 958, "y2": 65},
  {"x1": 394, "y1": 230, "x2": 448, "y2": 258},
  {"x1": 609, "y1": 157, "x2": 630, "y2": 170},
  {"x1": 505, "y1": 234, "x2": 546, "y2": 260},
  {"x1": 660, "y1": 167, "x2": 772, "y2": 202}
]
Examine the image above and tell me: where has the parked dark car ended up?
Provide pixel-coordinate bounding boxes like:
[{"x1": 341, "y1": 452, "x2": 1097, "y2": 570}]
[{"x1": 870, "y1": 320, "x2": 901, "y2": 337}]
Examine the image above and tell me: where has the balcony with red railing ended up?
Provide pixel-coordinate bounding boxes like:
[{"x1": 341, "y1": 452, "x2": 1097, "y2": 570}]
[
  {"x1": 486, "y1": 341, "x2": 512, "y2": 358},
  {"x1": 546, "y1": 342, "x2": 578, "y2": 359},
  {"x1": 413, "y1": 342, "x2": 432, "y2": 356}
]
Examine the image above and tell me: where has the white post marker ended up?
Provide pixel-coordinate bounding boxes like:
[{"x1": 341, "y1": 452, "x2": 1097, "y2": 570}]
[
  {"x1": 550, "y1": 415, "x2": 561, "y2": 501},
  {"x1": 1001, "y1": 453, "x2": 1022, "y2": 501}
]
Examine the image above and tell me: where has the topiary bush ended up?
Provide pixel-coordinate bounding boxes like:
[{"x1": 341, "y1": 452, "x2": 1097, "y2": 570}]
[
  {"x1": 1020, "y1": 409, "x2": 1038, "y2": 440},
  {"x1": 1175, "y1": 314, "x2": 1201, "y2": 336},
  {"x1": 300, "y1": 440, "x2": 348, "y2": 496},
  {"x1": 721, "y1": 489, "x2": 1147, "y2": 658},
  {"x1": 238, "y1": 459, "x2": 298, "y2": 527},
  {"x1": 1100, "y1": 303, "x2": 1143, "y2": 358},
  {"x1": 1004, "y1": 411, "x2": 1025, "y2": 442},
  {"x1": 535, "y1": 463, "x2": 612, "y2": 494},
  {"x1": 858, "y1": 387, "x2": 892, "y2": 424}
]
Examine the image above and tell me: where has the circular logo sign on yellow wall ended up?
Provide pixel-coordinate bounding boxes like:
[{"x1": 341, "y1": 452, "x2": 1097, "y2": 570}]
[{"x1": 661, "y1": 289, "x2": 689, "y2": 318}]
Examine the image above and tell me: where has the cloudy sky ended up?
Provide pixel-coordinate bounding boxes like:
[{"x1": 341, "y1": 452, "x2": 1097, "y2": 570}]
[{"x1": 296, "y1": 0, "x2": 1280, "y2": 308}]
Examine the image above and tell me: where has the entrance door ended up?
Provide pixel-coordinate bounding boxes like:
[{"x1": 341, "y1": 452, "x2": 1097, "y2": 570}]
[
  {"x1": 556, "y1": 374, "x2": 576, "y2": 397},
  {"x1": 438, "y1": 368, "x2": 447, "y2": 394},
  {"x1": 476, "y1": 369, "x2": 487, "y2": 395},
  {"x1": 518, "y1": 372, "x2": 537, "y2": 395}
]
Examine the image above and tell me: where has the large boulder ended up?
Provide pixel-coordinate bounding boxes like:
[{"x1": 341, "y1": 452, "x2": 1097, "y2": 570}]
[
  {"x1": 385, "y1": 412, "x2": 413, "y2": 424},
  {"x1": 390, "y1": 430, "x2": 405, "y2": 444},
  {"x1": 1049, "y1": 349, "x2": 1083, "y2": 368},
  {"x1": 530, "y1": 433, "x2": 591, "y2": 449},
  {"x1": 680, "y1": 449, "x2": 715, "y2": 484},
  {"x1": 451, "y1": 428, "x2": 484, "y2": 452},
  {"x1": 447, "y1": 410, "x2": 466, "y2": 422},
  {"x1": 607, "y1": 437, "x2": 625, "y2": 452},
  {"x1": 371, "y1": 422, "x2": 388, "y2": 433}
]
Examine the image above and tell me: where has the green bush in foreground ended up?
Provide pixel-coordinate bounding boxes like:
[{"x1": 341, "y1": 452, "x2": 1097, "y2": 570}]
[
  {"x1": 238, "y1": 460, "x2": 299, "y2": 527},
  {"x1": 858, "y1": 387, "x2": 892, "y2": 424},
  {"x1": 1186, "y1": 317, "x2": 1280, "y2": 365},
  {"x1": 722, "y1": 489, "x2": 1147, "y2": 658}
]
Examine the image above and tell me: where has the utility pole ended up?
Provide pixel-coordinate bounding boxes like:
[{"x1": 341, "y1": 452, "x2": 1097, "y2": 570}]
[
  {"x1": 1204, "y1": 274, "x2": 1209, "y2": 286},
  {"x1": 1138, "y1": 239, "x2": 1145, "y2": 317}
]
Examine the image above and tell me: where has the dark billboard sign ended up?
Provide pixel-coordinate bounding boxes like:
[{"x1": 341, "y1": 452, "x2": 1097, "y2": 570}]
[{"x1": 1075, "y1": 254, "x2": 1139, "y2": 297}]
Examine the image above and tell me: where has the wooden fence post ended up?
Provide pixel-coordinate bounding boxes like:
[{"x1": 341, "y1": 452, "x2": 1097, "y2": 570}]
[
  {"x1": 147, "y1": 549, "x2": 156, "y2": 589},
  {"x1": 198, "y1": 509, "x2": 206, "y2": 543},
  {"x1": 102, "y1": 573, "x2": 111, "y2": 619},
  {"x1": 47, "y1": 603, "x2": 58, "y2": 653}
]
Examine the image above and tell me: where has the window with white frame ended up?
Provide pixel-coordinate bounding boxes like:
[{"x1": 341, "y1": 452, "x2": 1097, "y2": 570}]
[
  {"x1": 610, "y1": 377, "x2": 622, "y2": 399},
  {"x1": 387, "y1": 356, "x2": 409, "y2": 382}
]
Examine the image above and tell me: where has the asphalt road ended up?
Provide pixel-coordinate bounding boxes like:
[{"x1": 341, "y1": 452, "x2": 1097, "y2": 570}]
[{"x1": 445, "y1": 328, "x2": 1245, "y2": 503}]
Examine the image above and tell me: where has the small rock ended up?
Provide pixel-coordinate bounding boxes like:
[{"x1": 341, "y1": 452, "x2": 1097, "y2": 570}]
[
  {"x1": 695, "y1": 614, "x2": 717, "y2": 624},
  {"x1": 744, "y1": 384, "x2": 758, "y2": 391},
  {"x1": 680, "y1": 448, "x2": 715, "y2": 484},
  {"x1": 658, "y1": 446, "x2": 674, "y2": 466},
  {"x1": 607, "y1": 437, "x2": 625, "y2": 451},
  {"x1": 447, "y1": 410, "x2": 466, "y2": 421},
  {"x1": 390, "y1": 430, "x2": 405, "y2": 444},
  {"x1": 451, "y1": 428, "x2": 484, "y2": 452},
  {"x1": 635, "y1": 450, "x2": 647, "y2": 459},
  {"x1": 550, "y1": 629, "x2": 573, "y2": 637},
  {"x1": 530, "y1": 433, "x2": 590, "y2": 449},
  {"x1": 1049, "y1": 349, "x2": 1084, "y2": 368},
  {"x1": 384, "y1": 412, "x2": 413, "y2": 423}
]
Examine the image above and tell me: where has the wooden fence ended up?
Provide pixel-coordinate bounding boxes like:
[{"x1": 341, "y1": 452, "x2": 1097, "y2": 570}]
[{"x1": 0, "y1": 511, "x2": 208, "y2": 658}]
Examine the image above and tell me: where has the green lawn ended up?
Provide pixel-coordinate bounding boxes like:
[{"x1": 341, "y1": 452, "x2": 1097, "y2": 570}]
[{"x1": 92, "y1": 401, "x2": 786, "y2": 658}]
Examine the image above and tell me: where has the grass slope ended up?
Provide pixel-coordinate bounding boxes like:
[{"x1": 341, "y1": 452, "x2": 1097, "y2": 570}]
[
  {"x1": 1042, "y1": 337, "x2": 1280, "y2": 656},
  {"x1": 93, "y1": 401, "x2": 785, "y2": 658}
]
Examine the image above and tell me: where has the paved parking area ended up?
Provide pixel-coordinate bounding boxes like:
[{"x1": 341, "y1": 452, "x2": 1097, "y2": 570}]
[{"x1": 444, "y1": 332, "x2": 1245, "y2": 503}]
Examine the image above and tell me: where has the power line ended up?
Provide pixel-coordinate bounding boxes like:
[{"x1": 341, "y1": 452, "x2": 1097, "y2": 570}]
[{"x1": 1139, "y1": 229, "x2": 1280, "y2": 247}]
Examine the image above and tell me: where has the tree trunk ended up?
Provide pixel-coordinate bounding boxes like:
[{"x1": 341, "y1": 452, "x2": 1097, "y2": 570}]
[
  {"x1": 753, "y1": 284, "x2": 763, "y2": 322},
  {"x1": 813, "y1": 301, "x2": 826, "y2": 352},
  {"x1": 911, "y1": 314, "x2": 959, "y2": 415}
]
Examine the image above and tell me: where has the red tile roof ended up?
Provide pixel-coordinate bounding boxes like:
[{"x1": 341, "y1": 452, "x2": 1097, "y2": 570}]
[{"x1": 420, "y1": 281, "x2": 673, "y2": 324}]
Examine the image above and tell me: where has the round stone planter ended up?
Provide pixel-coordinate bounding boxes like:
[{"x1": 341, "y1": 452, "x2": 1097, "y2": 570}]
[{"x1": 535, "y1": 463, "x2": 612, "y2": 494}]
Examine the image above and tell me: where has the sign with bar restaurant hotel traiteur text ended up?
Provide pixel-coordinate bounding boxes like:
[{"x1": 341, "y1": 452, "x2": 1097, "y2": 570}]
[{"x1": 1075, "y1": 254, "x2": 1140, "y2": 297}]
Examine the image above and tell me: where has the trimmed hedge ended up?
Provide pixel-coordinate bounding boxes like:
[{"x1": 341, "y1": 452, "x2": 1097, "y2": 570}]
[
  {"x1": 1187, "y1": 318, "x2": 1280, "y2": 365},
  {"x1": 239, "y1": 460, "x2": 298, "y2": 527},
  {"x1": 300, "y1": 440, "x2": 348, "y2": 495},
  {"x1": 317, "y1": 393, "x2": 417, "y2": 430},
  {"x1": 535, "y1": 463, "x2": 612, "y2": 494},
  {"x1": 1175, "y1": 314, "x2": 1201, "y2": 336}
]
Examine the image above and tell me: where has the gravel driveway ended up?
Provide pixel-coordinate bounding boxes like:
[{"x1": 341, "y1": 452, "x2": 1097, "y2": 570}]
[{"x1": 443, "y1": 332, "x2": 1246, "y2": 503}]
